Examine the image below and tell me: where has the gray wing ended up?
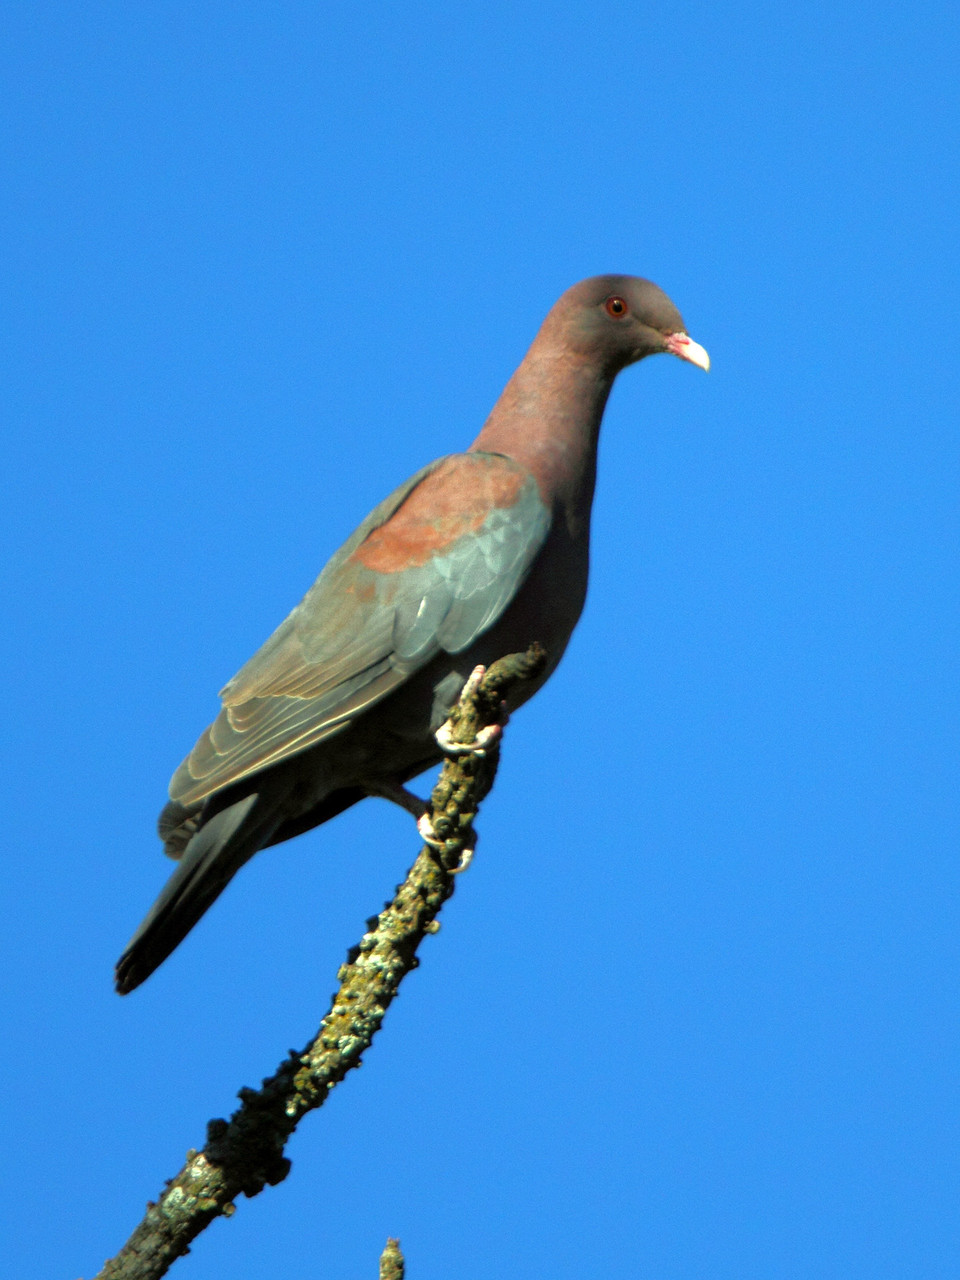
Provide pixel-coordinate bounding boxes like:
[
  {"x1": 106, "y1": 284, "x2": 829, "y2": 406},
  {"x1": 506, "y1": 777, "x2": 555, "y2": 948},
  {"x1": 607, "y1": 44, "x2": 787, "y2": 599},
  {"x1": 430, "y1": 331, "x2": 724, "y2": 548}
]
[{"x1": 168, "y1": 451, "x2": 551, "y2": 807}]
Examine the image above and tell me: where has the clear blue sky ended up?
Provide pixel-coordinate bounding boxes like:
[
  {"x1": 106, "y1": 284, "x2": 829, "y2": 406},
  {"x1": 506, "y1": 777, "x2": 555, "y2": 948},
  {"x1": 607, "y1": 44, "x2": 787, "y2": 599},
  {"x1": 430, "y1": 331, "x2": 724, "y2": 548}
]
[{"x1": 3, "y1": 4, "x2": 958, "y2": 1277}]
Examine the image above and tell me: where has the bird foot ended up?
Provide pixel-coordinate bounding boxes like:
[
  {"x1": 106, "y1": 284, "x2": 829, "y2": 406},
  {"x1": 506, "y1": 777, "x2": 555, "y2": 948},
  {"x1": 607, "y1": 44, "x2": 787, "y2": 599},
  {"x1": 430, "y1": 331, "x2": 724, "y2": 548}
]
[
  {"x1": 436, "y1": 719, "x2": 502, "y2": 755},
  {"x1": 435, "y1": 666, "x2": 509, "y2": 757},
  {"x1": 370, "y1": 783, "x2": 474, "y2": 871},
  {"x1": 416, "y1": 813, "x2": 474, "y2": 871},
  {"x1": 451, "y1": 846, "x2": 474, "y2": 874},
  {"x1": 416, "y1": 811, "x2": 444, "y2": 848},
  {"x1": 368, "y1": 779, "x2": 429, "y2": 820}
]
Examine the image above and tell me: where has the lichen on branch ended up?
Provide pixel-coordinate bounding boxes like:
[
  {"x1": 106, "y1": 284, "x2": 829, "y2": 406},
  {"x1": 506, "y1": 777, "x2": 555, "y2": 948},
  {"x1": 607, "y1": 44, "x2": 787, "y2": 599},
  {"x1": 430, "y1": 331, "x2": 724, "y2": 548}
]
[{"x1": 93, "y1": 645, "x2": 546, "y2": 1280}]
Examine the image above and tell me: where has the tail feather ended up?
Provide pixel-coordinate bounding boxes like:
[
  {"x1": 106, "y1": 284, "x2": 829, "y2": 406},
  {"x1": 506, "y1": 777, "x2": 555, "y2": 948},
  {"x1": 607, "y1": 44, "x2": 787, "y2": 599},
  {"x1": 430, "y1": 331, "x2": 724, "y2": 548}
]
[{"x1": 116, "y1": 792, "x2": 273, "y2": 994}]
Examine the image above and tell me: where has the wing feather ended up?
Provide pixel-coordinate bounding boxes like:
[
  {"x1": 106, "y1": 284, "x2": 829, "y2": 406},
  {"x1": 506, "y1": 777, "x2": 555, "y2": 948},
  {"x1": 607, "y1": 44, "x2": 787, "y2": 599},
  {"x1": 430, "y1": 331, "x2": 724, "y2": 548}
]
[{"x1": 169, "y1": 452, "x2": 550, "y2": 807}]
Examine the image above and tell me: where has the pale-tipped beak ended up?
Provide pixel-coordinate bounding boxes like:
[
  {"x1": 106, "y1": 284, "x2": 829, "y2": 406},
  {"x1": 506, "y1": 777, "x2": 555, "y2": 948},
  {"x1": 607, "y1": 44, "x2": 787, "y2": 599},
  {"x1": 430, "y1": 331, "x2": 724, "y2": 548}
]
[{"x1": 664, "y1": 331, "x2": 710, "y2": 372}]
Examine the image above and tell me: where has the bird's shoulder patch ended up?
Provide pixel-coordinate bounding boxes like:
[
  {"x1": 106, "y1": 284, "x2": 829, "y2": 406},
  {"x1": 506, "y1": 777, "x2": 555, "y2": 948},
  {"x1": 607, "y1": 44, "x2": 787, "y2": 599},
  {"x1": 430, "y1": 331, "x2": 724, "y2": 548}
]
[{"x1": 350, "y1": 452, "x2": 533, "y2": 574}]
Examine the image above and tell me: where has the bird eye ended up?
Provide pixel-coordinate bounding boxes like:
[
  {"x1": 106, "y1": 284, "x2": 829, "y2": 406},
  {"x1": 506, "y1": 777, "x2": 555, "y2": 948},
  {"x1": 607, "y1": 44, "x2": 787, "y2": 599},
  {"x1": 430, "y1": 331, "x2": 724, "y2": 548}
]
[{"x1": 605, "y1": 296, "x2": 628, "y2": 318}]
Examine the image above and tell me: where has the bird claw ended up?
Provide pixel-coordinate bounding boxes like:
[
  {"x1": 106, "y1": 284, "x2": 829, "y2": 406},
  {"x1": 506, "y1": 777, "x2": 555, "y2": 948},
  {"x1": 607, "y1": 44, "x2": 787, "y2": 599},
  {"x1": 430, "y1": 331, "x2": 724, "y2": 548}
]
[
  {"x1": 435, "y1": 719, "x2": 503, "y2": 756},
  {"x1": 434, "y1": 666, "x2": 509, "y2": 757},
  {"x1": 450, "y1": 846, "x2": 474, "y2": 874},
  {"x1": 416, "y1": 811, "x2": 444, "y2": 849},
  {"x1": 417, "y1": 813, "x2": 474, "y2": 873},
  {"x1": 459, "y1": 664, "x2": 486, "y2": 700}
]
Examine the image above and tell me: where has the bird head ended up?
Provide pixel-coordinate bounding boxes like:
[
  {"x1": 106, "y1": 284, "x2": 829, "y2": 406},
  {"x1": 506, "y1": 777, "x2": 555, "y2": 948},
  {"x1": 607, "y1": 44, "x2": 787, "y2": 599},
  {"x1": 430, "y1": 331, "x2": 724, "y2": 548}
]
[{"x1": 556, "y1": 275, "x2": 710, "y2": 375}]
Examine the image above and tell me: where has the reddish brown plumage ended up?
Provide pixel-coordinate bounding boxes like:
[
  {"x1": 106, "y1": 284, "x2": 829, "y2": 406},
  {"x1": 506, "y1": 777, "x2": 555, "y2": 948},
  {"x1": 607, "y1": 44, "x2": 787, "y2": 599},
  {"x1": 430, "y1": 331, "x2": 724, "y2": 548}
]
[{"x1": 352, "y1": 454, "x2": 529, "y2": 572}]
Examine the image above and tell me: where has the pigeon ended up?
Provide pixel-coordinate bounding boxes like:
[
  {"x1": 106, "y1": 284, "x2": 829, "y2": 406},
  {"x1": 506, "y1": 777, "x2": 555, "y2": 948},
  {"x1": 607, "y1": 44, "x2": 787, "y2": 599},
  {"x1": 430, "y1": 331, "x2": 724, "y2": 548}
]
[{"x1": 115, "y1": 275, "x2": 709, "y2": 993}]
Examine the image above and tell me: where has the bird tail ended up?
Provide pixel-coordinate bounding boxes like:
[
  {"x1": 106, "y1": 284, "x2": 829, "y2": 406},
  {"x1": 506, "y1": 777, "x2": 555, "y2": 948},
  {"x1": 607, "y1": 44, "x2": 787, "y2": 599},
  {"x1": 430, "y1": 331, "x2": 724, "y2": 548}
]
[{"x1": 115, "y1": 791, "x2": 279, "y2": 995}]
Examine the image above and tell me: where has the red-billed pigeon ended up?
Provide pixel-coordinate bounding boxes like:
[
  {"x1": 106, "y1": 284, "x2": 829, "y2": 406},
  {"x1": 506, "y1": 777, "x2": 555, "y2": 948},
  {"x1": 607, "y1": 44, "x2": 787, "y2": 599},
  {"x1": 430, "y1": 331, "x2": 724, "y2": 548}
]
[{"x1": 115, "y1": 275, "x2": 709, "y2": 993}]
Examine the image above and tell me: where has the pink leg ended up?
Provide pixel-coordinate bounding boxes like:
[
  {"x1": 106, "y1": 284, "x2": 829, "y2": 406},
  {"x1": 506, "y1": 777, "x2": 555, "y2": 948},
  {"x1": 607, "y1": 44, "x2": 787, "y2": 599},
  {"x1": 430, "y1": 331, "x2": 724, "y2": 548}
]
[
  {"x1": 366, "y1": 778, "x2": 430, "y2": 820},
  {"x1": 365, "y1": 779, "x2": 475, "y2": 868},
  {"x1": 416, "y1": 811, "x2": 444, "y2": 850}
]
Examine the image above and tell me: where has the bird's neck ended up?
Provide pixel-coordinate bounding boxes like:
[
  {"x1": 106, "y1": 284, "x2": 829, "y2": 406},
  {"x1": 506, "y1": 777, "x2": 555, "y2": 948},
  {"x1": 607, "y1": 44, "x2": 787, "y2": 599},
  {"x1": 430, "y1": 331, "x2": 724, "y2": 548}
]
[{"x1": 469, "y1": 346, "x2": 614, "y2": 535}]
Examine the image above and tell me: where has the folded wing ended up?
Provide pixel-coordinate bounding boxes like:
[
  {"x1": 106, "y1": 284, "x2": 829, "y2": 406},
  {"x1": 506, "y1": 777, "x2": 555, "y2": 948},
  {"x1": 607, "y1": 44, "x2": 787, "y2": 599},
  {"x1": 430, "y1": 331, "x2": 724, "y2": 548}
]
[{"x1": 169, "y1": 451, "x2": 551, "y2": 807}]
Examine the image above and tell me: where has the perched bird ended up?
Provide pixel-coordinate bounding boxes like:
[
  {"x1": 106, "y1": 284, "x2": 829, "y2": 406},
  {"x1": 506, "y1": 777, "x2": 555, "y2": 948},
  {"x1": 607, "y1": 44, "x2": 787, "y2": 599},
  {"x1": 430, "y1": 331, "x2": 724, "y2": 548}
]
[{"x1": 116, "y1": 275, "x2": 709, "y2": 994}]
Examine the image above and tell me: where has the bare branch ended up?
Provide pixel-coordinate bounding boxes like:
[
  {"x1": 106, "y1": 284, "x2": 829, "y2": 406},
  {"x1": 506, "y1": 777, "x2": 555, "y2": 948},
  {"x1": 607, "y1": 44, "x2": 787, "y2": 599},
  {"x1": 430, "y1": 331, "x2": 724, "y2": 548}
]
[{"x1": 93, "y1": 646, "x2": 546, "y2": 1280}]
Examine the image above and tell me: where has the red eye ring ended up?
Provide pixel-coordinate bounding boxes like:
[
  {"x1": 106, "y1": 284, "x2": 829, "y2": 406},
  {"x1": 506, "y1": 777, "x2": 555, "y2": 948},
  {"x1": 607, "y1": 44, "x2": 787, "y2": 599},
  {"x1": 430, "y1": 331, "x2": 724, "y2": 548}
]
[{"x1": 605, "y1": 296, "x2": 628, "y2": 318}]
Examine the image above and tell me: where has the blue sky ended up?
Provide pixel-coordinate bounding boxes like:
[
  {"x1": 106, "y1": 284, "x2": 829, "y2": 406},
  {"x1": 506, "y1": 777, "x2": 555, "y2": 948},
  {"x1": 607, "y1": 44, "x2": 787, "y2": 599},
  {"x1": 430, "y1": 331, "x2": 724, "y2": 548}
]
[{"x1": 3, "y1": 4, "x2": 959, "y2": 1277}]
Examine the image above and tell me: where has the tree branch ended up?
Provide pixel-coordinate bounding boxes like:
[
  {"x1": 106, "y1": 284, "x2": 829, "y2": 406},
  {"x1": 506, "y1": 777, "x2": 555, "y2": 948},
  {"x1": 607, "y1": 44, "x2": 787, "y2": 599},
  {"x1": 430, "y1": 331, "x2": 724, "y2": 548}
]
[
  {"x1": 93, "y1": 646, "x2": 547, "y2": 1280},
  {"x1": 379, "y1": 1237, "x2": 405, "y2": 1280}
]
